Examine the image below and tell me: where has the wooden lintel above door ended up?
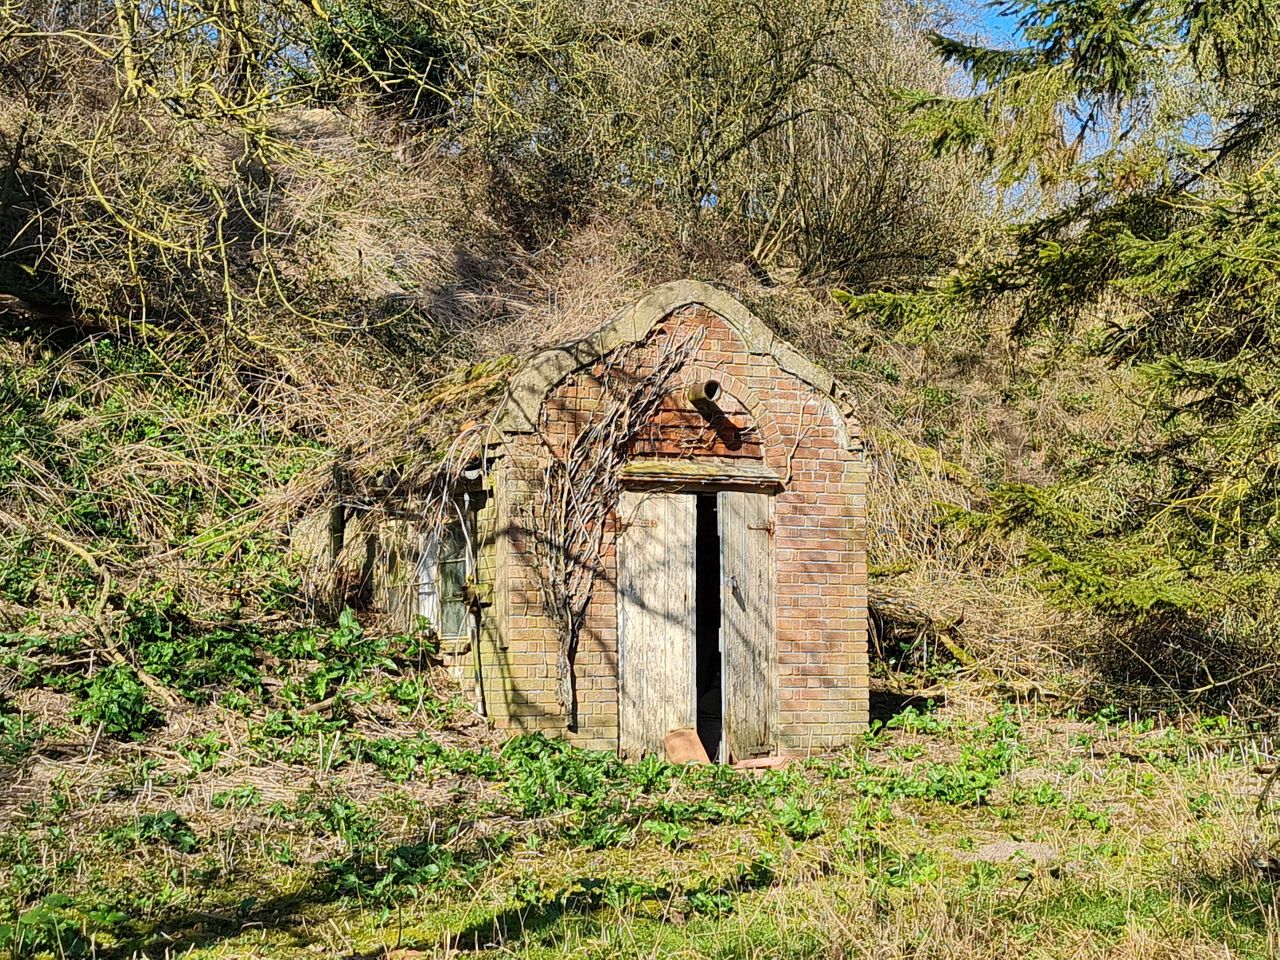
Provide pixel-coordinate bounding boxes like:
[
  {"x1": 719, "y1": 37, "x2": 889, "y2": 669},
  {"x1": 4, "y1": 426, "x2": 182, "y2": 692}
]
[{"x1": 619, "y1": 458, "x2": 783, "y2": 490}]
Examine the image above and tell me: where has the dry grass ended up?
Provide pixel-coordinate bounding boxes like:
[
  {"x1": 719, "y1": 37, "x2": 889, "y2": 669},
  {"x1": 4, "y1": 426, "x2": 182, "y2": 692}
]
[{"x1": 0, "y1": 197, "x2": 1127, "y2": 680}]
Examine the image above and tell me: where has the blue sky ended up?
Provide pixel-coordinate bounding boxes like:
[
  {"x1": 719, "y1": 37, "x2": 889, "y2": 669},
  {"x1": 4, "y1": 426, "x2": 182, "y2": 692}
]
[
  {"x1": 945, "y1": 0, "x2": 1023, "y2": 46},
  {"x1": 981, "y1": 7, "x2": 1022, "y2": 44}
]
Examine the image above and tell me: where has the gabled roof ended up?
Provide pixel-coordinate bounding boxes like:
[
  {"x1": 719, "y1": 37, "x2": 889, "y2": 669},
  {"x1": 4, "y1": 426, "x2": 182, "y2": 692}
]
[{"x1": 495, "y1": 280, "x2": 849, "y2": 438}]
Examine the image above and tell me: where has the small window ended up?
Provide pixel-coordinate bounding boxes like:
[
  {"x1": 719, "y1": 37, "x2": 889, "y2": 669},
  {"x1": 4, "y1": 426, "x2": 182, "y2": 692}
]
[
  {"x1": 418, "y1": 502, "x2": 477, "y2": 641},
  {"x1": 437, "y1": 521, "x2": 469, "y2": 639}
]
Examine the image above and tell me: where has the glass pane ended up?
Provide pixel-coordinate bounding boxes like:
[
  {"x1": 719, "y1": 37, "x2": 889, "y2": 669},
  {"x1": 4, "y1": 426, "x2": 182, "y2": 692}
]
[
  {"x1": 439, "y1": 558, "x2": 466, "y2": 602},
  {"x1": 441, "y1": 522, "x2": 467, "y2": 563},
  {"x1": 434, "y1": 511, "x2": 473, "y2": 638},
  {"x1": 441, "y1": 598, "x2": 468, "y2": 638}
]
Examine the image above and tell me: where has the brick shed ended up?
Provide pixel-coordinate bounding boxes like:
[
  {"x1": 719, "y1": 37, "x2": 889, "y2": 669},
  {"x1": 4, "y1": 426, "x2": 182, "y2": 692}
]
[{"x1": 376, "y1": 280, "x2": 869, "y2": 760}]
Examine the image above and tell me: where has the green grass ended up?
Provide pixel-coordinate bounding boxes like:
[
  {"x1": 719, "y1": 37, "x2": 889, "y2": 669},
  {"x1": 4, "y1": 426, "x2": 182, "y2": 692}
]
[{"x1": 1, "y1": 693, "x2": 1278, "y2": 960}]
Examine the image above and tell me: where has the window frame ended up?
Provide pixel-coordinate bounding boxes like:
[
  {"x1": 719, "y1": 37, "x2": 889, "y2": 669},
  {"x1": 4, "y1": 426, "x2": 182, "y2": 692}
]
[{"x1": 417, "y1": 493, "x2": 480, "y2": 642}]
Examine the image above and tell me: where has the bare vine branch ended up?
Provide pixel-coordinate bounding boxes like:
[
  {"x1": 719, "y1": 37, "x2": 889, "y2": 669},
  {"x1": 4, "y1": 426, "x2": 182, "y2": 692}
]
[{"x1": 524, "y1": 331, "x2": 701, "y2": 728}]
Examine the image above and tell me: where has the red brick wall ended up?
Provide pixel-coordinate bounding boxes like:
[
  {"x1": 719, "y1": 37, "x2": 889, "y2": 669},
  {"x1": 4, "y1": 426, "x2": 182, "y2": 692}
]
[{"x1": 476, "y1": 305, "x2": 868, "y2": 753}]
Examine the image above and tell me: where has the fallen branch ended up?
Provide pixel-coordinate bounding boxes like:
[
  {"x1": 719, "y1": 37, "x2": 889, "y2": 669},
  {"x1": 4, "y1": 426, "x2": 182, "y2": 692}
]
[
  {"x1": 869, "y1": 583, "x2": 1058, "y2": 701},
  {"x1": 0, "y1": 509, "x2": 180, "y2": 709}
]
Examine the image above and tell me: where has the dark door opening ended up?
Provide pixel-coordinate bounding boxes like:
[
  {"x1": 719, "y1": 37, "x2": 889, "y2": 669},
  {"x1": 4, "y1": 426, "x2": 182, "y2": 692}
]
[{"x1": 695, "y1": 493, "x2": 722, "y2": 761}]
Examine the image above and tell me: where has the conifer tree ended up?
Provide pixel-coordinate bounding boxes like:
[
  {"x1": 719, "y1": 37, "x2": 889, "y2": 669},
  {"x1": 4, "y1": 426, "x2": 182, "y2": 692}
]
[{"x1": 917, "y1": 0, "x2": 1280, "y2": 704}]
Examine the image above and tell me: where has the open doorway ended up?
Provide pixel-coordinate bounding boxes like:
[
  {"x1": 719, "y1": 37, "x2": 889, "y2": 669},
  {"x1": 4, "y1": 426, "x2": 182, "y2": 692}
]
[
  {"x1": 695, "y1": 492, "x2": 722, "y2": 761},
  {"x1": 616, "y1": 488, "x2": 774, "y2": 760}
]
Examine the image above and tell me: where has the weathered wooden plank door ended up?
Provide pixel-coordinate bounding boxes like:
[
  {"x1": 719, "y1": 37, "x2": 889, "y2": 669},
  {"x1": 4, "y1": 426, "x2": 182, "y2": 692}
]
[
  {"x1": 617, "y1": 491, "x2": 697, "y2": 758},
  {"x1": 719, "y1": 490, "x2": 776, "y2": 761}
]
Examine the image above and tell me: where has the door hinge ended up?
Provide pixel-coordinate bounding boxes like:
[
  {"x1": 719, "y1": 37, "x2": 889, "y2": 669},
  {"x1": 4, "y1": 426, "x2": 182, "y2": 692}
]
[{"x1": 747, "y1": 521, "x2": 775, "y2": 534}]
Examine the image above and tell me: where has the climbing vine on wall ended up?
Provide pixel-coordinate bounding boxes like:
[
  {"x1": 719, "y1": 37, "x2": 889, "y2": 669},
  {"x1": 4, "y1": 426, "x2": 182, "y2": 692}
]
[{"x1": 524, "y1": 331, "x2": 702, "y2": 729}]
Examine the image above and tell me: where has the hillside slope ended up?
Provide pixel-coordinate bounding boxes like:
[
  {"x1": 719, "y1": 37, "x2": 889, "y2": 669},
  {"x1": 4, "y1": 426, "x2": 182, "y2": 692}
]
[{"x1": 11, "y1": 0, "x2": 1280, "y2": 954}]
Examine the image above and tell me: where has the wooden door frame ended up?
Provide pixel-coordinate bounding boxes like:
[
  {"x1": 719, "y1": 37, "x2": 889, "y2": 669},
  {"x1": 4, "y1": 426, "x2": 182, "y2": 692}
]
[{"x1": 618, "y1": 480, "x2": 777, "y2": 762}]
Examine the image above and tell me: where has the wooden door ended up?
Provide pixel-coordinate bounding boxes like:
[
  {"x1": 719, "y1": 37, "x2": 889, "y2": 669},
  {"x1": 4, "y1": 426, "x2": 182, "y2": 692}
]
[
  {"x1": 719, "y1": 490, "x2": 776, "y2": 761},
  {"x1": 617, "y1": 491, "x2": 697, "y2": 758}
]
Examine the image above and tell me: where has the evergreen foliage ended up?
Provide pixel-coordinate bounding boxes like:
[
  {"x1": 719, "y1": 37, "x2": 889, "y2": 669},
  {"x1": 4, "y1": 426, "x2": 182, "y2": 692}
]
[
  {"x1": 311, "y1": 0, "x2": 461, "y2": 120},
  {"x1": 923, "y1": 0, "x2": 1280, "y2": 707}
]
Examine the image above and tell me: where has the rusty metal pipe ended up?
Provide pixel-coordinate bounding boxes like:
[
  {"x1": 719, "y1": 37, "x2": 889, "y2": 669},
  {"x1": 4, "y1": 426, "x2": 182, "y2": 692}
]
[{"x1": 685, "y1": 380, "x2": 721, "y2": 406}]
